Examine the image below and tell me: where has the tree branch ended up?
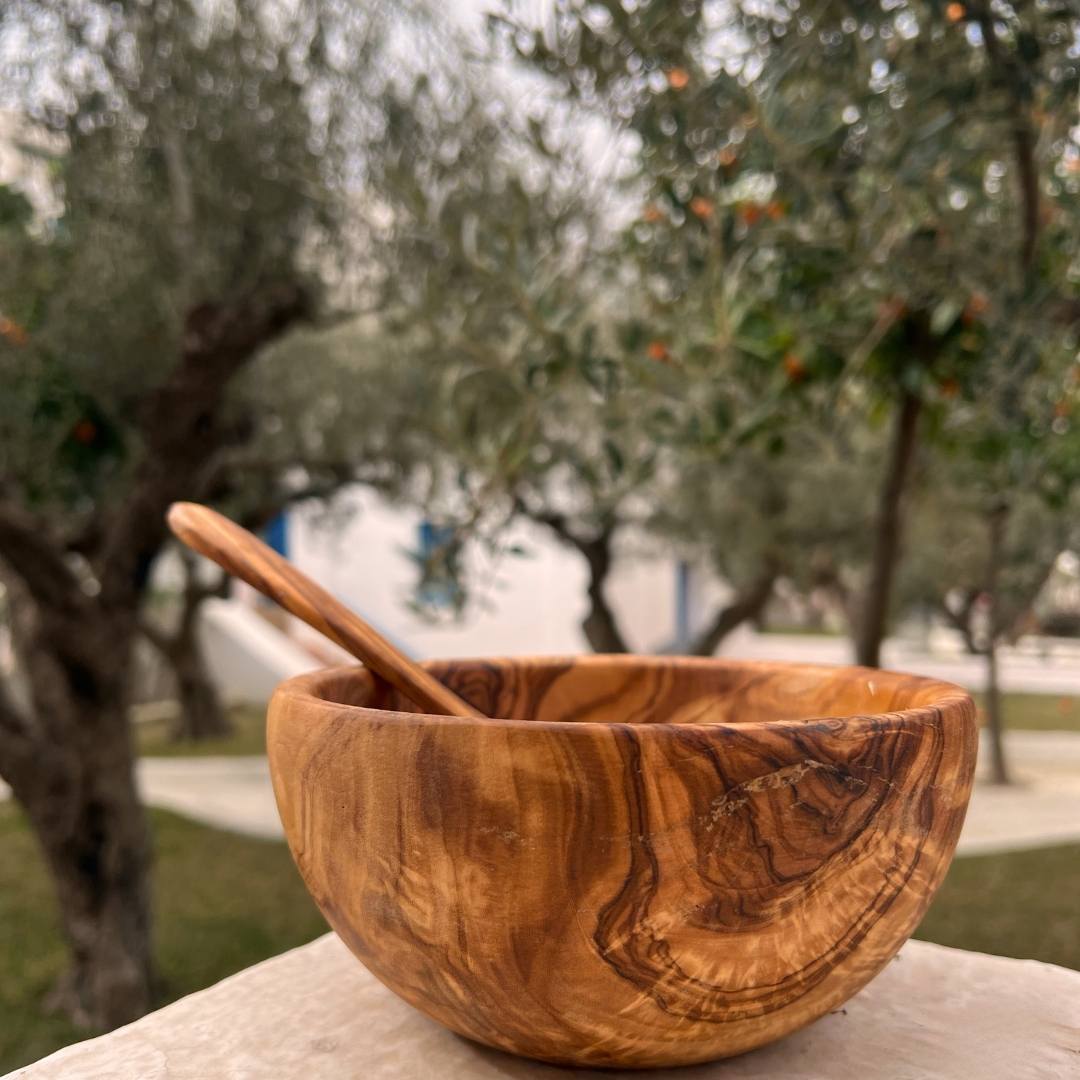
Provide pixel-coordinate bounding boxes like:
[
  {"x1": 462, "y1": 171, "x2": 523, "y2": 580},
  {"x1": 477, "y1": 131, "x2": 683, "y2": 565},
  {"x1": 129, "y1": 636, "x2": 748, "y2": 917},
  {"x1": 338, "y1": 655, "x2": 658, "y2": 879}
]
[
  {"x1": 97, "y1": 280, "x2": 311, "y2": 603},
  {"x1": 0, "y1": 701, "x2": 36, "y2": 795},
  {"x1": 137, "y1": 613, "x2": 173, "y2": 657},
  {"x1": 0, "y1": 669, "x2": 33, "y2": 747},
  {"x1": 203, "y1": 459, "x2": 362, "y2": 532},
  {"x1": 513, "y1": 498, "x2": 630, "y2": 652},
  {"x1": 578, "y1": 528, "x2": 630, "y2": 653},
  {"x1": 975, "y1": 3, "x2": 1039, "y2": 271},
  {"x1": 141, "y1": 543, "x2": 229, "y2": 655},
  {"x1": 939, "y1": 591, "x2": 981, "y2": 655},
  {"x1": 809, "y1": 555, "x2": 858, "y2": 634},
  {"x1": 689, "y1": 564, "x2": 777, "y2": 657},
  {"x1": 515, "y1": 500, "x2": 582, "y2": 549},
  {"x1": 855, "y1": 383, "x2": 924, "y2": 667},
  {"x1": 0, "y1": 572, "x2": 47, "y2": 787},
  {"x1": 0, "y1": 497, "x2": 83, "y2": 612}
]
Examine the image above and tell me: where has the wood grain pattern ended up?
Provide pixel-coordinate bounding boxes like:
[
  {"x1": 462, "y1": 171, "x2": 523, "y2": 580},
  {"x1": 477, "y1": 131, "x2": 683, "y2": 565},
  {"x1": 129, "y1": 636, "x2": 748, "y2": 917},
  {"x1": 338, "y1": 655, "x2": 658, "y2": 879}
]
[
  {"x1": 166, "y1": 502, "x2": 482, "y2": 718},
  {"x1": 267, "y1": 655, "x2": 977, "y2": 1068}
]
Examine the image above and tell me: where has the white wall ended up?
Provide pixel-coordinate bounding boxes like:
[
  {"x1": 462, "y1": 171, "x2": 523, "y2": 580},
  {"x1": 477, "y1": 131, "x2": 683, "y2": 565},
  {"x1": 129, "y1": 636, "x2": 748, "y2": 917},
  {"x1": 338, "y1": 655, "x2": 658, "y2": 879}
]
[
  {"x1": 288, "y1": 487, "x2": 680, "y2": 659},
  {"x1": 200, "y1": 599, "x2": 320, "y2": 702}
]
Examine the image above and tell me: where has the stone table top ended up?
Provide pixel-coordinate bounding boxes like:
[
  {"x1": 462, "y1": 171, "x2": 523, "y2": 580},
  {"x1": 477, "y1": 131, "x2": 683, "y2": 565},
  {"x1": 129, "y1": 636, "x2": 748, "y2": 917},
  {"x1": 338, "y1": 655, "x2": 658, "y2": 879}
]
[{"x1": 10, "y1": 934, "x2": 1080, "y2": 1080}]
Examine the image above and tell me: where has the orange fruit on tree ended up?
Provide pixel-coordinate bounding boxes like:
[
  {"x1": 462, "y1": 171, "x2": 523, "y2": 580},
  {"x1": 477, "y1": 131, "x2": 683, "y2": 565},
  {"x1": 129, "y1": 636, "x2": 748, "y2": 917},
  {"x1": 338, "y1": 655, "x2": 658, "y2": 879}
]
[
  {"x1": 878, "y1": 297, "x2": 907, "y2": 323},
  {"x1": 647, "y1": 340, "x2": 672, "y2": 363},
  {"x1": 783, "y1": 353, "x2": 806, "y2": 382},
  {"x1": 946, "y1": 2, "x2": 965, "y2": 22},
  {"x1": 1, "y1": 315, "x2": 29, "y2": 345},
  {"x1": 966, "y1": 292, "x2": 989, "y2": 316},
  {"x1": 667, "y1": 67, "x2": 690, "y2": 90},
  {"x1": 72, "y1": 419, "x2": 98, "y2": 445},
  {"x1": 738, "y1": 203, "x2": 764, "y2": 226},
  {"x1": 962, "y1": 292, "x2": 989, "y2": 325},
  {"x1": 689, "y1": 196, "x2": 714, "y2": 219}
]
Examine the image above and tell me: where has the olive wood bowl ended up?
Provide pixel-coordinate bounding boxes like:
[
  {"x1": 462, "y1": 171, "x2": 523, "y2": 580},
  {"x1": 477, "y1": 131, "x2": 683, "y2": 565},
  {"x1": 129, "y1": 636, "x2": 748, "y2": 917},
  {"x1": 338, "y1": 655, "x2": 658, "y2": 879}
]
[{"x1": 267, "y1": 655, "x2": 976, "y2": 1069}]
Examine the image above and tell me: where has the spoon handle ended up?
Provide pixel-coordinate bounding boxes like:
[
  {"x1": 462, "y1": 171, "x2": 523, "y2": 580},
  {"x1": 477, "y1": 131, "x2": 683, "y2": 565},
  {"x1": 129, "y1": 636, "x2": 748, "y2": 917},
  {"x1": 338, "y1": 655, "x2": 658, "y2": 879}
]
[{"x1": 166, "y1": 502, "x2": 485, "y2": 719}]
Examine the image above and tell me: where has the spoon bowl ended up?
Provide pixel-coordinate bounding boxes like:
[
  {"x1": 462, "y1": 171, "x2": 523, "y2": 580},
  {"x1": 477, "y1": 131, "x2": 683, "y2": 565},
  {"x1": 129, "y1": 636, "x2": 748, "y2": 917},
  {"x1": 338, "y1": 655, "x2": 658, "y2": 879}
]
[{"x1": 268, "y1": 654, "x2": 976, "y2": 1069}]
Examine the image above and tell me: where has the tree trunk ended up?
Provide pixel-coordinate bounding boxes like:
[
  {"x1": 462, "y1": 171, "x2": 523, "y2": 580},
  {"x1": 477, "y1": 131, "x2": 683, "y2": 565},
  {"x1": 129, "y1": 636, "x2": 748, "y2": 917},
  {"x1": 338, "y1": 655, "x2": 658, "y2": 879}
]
[
  {"x1": 0, "y1": 280, "x2": 310, "y2": 1033},
  {"x1": 689, "y1": 567, "x2": 777, "y2": 657},
  {"x1": 810, "y1": 555, "x2": 858, "y2": 637},
  {"x1": 940, "y1": 590, "x2": 981, "y2": 655},
  {"x1": 170, "y1": 629, "x2": 230, "y2": 741},
  {"x1": 2, "y1": 590, "x2": 154, "y2": 1028},
  {"x1": 854, "y1": 389, "x2": 922, "y2": 668},
  {"x1": 141, "y1": 552, "x2": 231, "y2": 741},
  {"x1": 524, "y1": 507, "x2": 631, "y2": 653},
  {"x1": 983, "y1": 503, "x2": 1011, "y2": 785},
  {"x1": 581, "y1": 534, "x2": 630, "y2": 653},
  {"x1": 983, "y1": 639, "x2": 1009, "y2": 785},
  {"x1": 23, "y1": 729, "x2": 154, "y2": 1029}
]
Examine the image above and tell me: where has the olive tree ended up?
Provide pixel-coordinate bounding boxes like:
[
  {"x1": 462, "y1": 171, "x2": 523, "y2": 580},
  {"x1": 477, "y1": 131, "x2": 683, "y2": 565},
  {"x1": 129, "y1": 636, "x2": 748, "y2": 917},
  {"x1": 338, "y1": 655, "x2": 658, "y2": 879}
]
[
  {"x1": 368, "y1": 61, "x2": 819, "y2": 652},
  {"x1": 0, "y1": 0, "x2": 388, "y2": 1028}
]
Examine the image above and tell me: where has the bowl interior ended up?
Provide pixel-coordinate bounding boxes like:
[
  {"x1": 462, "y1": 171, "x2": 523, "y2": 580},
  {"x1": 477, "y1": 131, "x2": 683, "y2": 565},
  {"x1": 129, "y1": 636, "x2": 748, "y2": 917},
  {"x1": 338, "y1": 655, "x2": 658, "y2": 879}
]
[{"x1": 302, "y1": 656, "x2": 962, "y2": 727}]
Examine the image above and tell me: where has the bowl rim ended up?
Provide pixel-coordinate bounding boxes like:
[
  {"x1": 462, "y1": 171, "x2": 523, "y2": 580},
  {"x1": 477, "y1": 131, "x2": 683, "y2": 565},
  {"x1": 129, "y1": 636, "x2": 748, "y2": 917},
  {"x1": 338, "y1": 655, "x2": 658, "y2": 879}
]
[{"x1": 269, "y1": 654, "x2": 975, "y2": 736}]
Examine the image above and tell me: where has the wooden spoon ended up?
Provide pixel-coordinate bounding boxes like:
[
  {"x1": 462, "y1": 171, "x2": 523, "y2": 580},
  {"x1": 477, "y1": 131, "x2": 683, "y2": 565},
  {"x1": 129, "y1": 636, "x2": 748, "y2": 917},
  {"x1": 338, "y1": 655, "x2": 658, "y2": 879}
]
[{"x1": 166, "y1": 502, "x2": 485, "y2": 719}]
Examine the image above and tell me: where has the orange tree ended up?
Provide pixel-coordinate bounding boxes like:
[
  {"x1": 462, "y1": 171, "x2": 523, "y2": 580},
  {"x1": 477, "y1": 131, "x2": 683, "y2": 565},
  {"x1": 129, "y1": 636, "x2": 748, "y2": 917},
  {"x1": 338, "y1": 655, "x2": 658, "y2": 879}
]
[
  {"x1": 899, "y1": 331, "x2": 1080, "y2": 782},
  {"x1": 497, "y1": 0, "x2": 1080, "y2": 665}
]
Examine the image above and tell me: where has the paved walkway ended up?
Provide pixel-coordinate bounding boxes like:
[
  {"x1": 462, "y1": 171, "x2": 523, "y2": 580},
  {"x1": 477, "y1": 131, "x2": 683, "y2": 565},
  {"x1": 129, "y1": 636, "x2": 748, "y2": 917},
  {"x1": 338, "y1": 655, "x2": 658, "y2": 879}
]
[
  {"x1": 134, "y1": 756, "x2": 284, "y2": 841},
  {"x1": 960, "y1": 730, "x2": 1080, "y2": 855},
  {"x1": 727, "y1": 629, "x2": 1080, "y2": 695},
  {"x1": 2, "y1": 731, "x2": 1078, "y2": 856}
]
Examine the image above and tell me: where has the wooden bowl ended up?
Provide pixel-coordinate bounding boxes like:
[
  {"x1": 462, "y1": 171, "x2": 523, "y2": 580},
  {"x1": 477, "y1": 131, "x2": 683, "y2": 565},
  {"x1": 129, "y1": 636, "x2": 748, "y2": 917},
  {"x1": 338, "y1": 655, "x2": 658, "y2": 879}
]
[{"x1": 268, "y1": 655, "x2": 976, "y2": 1069}]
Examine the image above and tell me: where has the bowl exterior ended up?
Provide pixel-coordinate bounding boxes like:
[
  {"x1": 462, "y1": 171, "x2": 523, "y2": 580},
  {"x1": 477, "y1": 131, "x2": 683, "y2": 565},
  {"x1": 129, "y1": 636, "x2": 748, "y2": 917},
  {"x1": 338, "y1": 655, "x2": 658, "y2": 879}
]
[{"x1": 267, "y1": 658, "x2": 977, "y2": 1068}]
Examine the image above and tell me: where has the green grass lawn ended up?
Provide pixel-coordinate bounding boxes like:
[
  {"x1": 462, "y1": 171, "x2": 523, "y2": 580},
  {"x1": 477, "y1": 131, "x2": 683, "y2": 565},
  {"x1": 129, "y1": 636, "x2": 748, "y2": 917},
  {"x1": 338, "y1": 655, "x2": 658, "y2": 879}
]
[
  {"x1": 972, "y1": 691, "x2": 1080, "y2": 733},
  {"x1": 915, "y1": 842, "x2": 1080, "y2": 970},
  {"x1": 760, "y1": 623, "x2": 845, "y2": 637},
  {"x1": 136, "y1": 704, "x2": 267, "y2": 757},
  {"x1": 0, "y1": 803, "x2": 327, "y2": 1074}
]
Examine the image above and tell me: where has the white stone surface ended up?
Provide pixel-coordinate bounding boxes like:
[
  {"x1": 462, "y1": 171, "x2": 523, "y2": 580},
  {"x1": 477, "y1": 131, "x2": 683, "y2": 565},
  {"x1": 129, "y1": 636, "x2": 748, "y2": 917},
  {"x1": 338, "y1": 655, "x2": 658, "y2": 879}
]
[
  {"x1": 10, "y1": 935, "x2": 1079, "y2": 1079},
  {"x1": 200, "y1": 599, "x2": 319, "y2": 704}
]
